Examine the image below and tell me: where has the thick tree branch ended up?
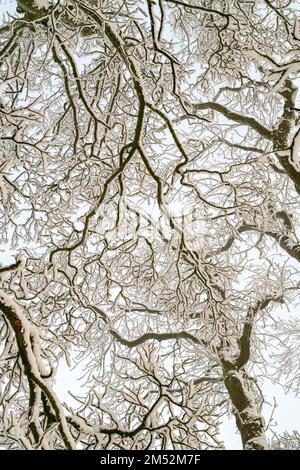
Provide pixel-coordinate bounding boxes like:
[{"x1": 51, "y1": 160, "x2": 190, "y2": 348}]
[
  {"x1": 194, "y1": 102, "x2": 273, "y2": 140},
  {"x1": 0, "y1": 291, "x2": 75, "y2": 449}
]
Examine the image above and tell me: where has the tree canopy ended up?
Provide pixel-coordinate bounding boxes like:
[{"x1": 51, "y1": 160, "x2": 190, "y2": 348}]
[{"x1": 0, "y1": 0, "x2": 300, "y2": 450}]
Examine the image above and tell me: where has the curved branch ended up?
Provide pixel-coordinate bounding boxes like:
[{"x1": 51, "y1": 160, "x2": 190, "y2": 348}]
[
  {"x1": 236, "y1": 295, "x2": 284, "y2": 369},
  {"x1": 0, "y1": 291, "x2": 75, "y2": 449},
  {"x1": 0, "y1": 260, "x2": 21, "y2": 273},
  {"x1": 194, "y1": 102, "x2": 273, "y2": 140},
  {"x1": 216, "y1": 220, "x2": 300, "y2": 264},
  {"x1": 111, "y1": 328, "x2": 204, "y2": 348}
]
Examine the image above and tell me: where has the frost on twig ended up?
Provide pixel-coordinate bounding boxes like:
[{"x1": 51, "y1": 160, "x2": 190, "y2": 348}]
[
  {"x1": 0, "y1": 0, "x2": 299, "y2": 451},
  {"x1": 290, "y1": 128, "x2": 300, "y2": 172}
]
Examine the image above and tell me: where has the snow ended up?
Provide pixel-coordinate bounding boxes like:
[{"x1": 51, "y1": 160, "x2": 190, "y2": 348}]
[
  {"x1": 0, "y1": 289, "x2": 76, "y2": 449},
  {"x1": 290, "y1": 128, "x2": 300, "y2": 171},
  {"x1": 33, "y1": 0, "x2": 50, "y2": 10},
  {"x1": 0, "y1": 176, "x2": 8, "y2": 203},
  {"x1": 68, "y1": 415, "x2": 98, "y2": 434},
  {"x1": 244, "y1": 436, "x2": 266, "y2": 449},
  {"x1": 0, "y1": 289, "x2": 48, "y2": 377},
  {"x1": 0, "y1": 82, "x2": 6, "y2": 103},
  {"x1": 294, "y1": 18, "x2": 300, "y2": 40}
]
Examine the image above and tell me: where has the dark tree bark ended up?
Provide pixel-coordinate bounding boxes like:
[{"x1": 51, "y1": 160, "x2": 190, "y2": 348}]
[{"x1": 223, "y1": 367, "x2": 267, "y2": 450}]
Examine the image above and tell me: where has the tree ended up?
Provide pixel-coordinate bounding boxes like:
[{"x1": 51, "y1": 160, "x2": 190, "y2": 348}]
[
  {"x1": 0, "y1": 0, "x2": 300, "y2": 450},
  {"x1": 271, "y1": 430, "x2": 300, "y2": 450}
]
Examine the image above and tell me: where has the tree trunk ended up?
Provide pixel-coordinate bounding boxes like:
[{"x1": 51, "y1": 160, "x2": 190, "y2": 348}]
[{"x1": 224, "y1": 368, "x2": 268, "y2": 450}]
